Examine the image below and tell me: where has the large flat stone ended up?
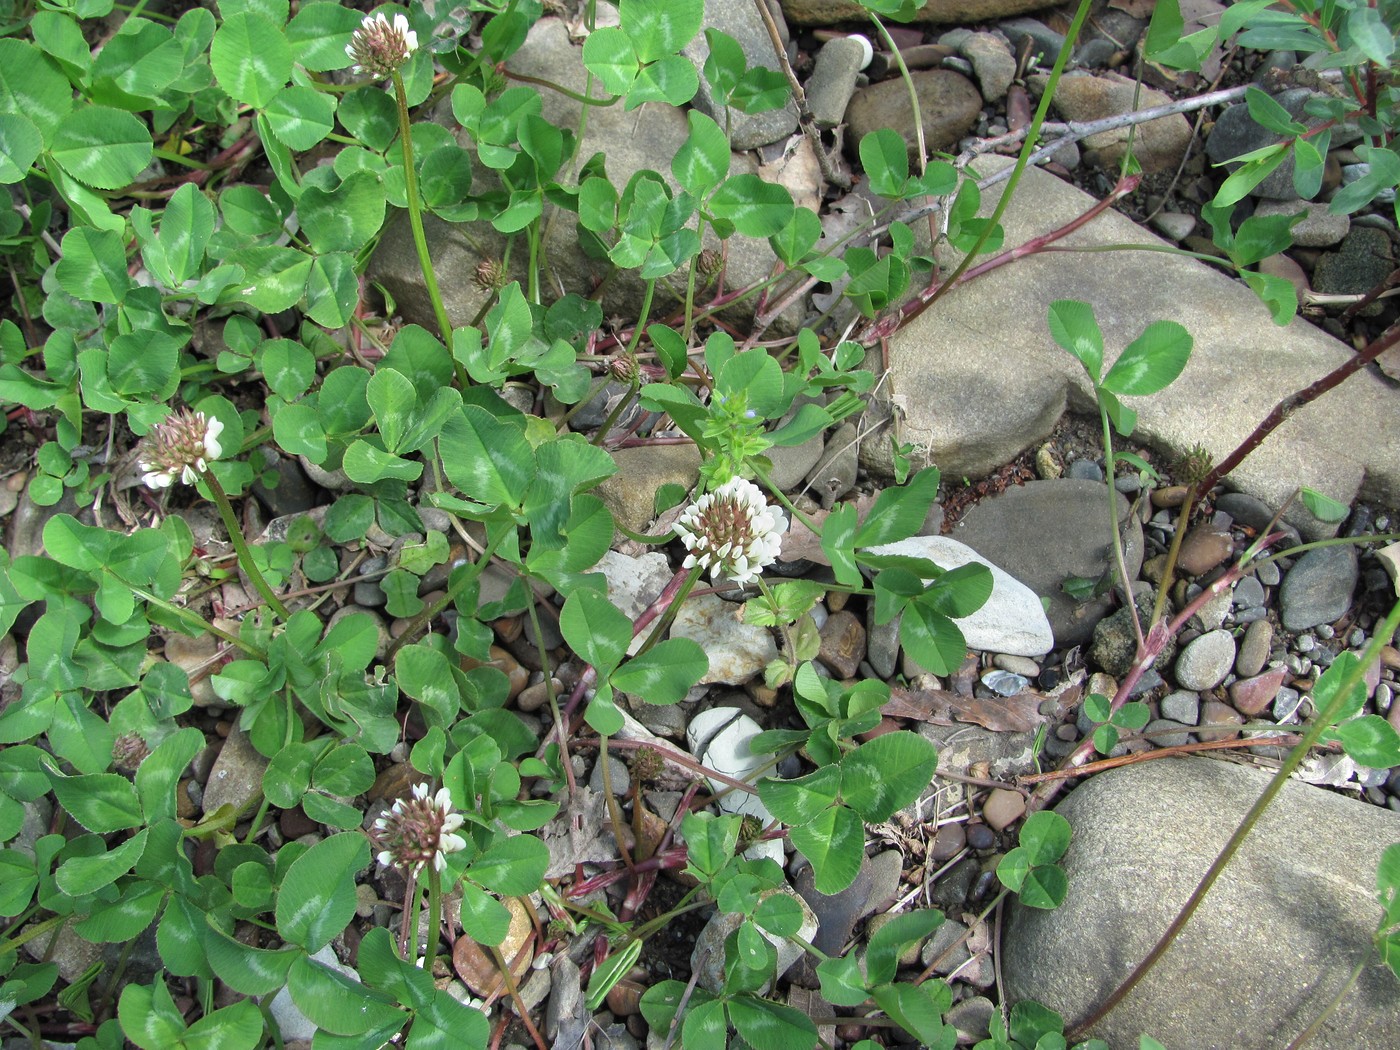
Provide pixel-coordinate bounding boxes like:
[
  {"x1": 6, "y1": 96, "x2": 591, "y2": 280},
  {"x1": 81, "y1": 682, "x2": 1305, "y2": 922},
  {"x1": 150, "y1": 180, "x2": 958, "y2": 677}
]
[
  {"x1": 1002, "y1": 758, "x2": 1400, "y2": 1049},
  {"x1": 871, "y1": 159, "x2": 1400, "y2": 539}
]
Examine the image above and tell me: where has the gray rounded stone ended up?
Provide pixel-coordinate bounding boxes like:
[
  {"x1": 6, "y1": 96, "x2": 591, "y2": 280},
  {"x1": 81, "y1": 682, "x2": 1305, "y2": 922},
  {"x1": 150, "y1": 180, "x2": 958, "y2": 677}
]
[
  {"x1": 1279, "y1": 545, "x2": 1359, "y2": 631},
  {"x1": 1002, "y1": 759, "x2": 1400, "y2": 1049},
  {"x1": 1236, "y1": 619, "x2": 1274, "y2": 678},
  {"x1": 1174, "y1": 629, "x2": 1236, "y2": 690}
]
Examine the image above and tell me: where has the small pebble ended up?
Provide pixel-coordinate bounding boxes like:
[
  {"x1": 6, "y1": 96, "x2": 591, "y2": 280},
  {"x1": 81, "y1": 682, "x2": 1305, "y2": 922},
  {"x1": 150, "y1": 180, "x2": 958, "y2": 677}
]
[
  {"x1": 930, "y1": 822, "x2": 967, "y2": 861},
  {"x1": 1256, "y1": 562, "x2": 1281, "y2": 586},
  {"x1": 1232, "y1": 577, "x2": 1266, "y2": 609},
  {"x1": 982, "y1": 789, "x2": 1026, "y2": 832},
  {"x1": 1160, "y1": 691, "x2": 1201, "y2": 725},
  {"x1": 1236, "y1": 620, "x2": 1273, "y2": 678},
  {"x1": 1197, "y1": 700, "x2": 1244, "y2": 741},
  {"x1": 1273, "y1": 687, "x2": 1305, "y2": 723},
  {"x1": 965, "y1": 823, "x2": 997, "y2": 850},
  {"x1": 993, "y1": 654, "x2": 1041, "y2": 677}
]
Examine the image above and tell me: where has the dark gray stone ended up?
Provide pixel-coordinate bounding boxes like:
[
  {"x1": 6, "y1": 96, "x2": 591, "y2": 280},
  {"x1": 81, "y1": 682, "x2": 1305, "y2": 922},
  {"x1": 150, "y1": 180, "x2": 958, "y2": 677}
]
[
  {"x1": 952, "y1": 480, "x2": 1143, "y2": 646},
  {"x1": 1279, "y1": 545, "x2": 1359, "y2": 631},
  {"x1": 1003, "y1": 759, "x2": 1400, "y2": 1049}
]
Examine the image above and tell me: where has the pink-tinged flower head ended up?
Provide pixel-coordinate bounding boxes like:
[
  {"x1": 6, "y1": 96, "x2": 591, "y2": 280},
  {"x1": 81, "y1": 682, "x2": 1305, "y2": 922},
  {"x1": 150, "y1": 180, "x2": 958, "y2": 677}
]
[
  {"x1": 139, "y1": 409, "x2": 223, "y2": 490},
  {"x1": 346, "y1": 11, "x2": 418, "y2": 78},
  {"x1": 371, "y1": 783, "x2": 467, "y2": 876},
  {"x1": 674, "y1": 477, "x2": 786, "y2": 586}
]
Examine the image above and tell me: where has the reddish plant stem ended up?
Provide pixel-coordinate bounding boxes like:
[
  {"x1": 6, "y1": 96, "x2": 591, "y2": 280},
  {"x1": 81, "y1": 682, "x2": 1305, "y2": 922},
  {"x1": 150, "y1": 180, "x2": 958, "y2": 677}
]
[
  {"x1": 1192, "y1": 318, "x2": 1400, "y2": 498},
  {"x1": 858, "y1": 173, "x2": 1142, "y2": 346}
]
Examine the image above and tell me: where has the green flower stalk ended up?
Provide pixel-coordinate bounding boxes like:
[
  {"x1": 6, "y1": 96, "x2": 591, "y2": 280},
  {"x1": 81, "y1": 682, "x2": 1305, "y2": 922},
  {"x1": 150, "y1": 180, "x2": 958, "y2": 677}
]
[
  {"x1": 138, "y1": 408, "x2": 291, "y2": 622},
  {"x1": 346, "y1": 11, "x2": 457, "y2": 376}
]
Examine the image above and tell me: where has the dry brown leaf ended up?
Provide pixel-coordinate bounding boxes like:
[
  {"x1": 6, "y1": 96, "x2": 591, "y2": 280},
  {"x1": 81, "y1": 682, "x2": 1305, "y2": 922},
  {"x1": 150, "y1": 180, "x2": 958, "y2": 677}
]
[{"x1": 886, "y1": 685, "x2": 1046, "y2": 733}]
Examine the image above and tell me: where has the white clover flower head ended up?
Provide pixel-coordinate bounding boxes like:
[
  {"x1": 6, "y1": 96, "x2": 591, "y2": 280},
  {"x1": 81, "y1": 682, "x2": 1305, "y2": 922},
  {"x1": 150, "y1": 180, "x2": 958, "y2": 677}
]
[
  {"x1": 371, "y1": 782, "x2": 467, "y2": 876},
  {"x1": 139, "y1": 409, "x2": 223, "y2": 490},
  {"x1": 346, "y1": 11, "x2": 418, "y2": 78},
  {"x1": 674, "y1": 477, "x2": 786, "y2": 586}
]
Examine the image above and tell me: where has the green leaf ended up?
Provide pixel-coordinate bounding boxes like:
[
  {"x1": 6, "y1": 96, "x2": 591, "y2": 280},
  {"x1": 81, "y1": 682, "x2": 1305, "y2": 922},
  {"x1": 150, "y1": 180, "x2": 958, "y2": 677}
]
[
  {"x1": 342, "y1": 439, "x2": 422, "y2": 484},
  {"x1": 0, "y1": 113, "x2": 42, "y2": 183},
  {"x1": 820, "y1": 501, "x2": 860, "y2": 587},
  {"x1": 611, "y1": 638, "x2": 708, "y2": 705},
  {"x1": 1300, "y1": 487, "x2": 1349, "y2": 523},
  {"x1": 286, "y1": 0, "x2": 363, "y2": 70},
  {"x1": 458, "y1": 880, "x2": 511, "y2": 945},
  {"x1": 1047, "y1": 300, "x2": 1103, "y2": 382},
  {"x1": 1243, "y1": 86, "x2": 1307, "y2": 136},
  {"x1": 581, "y1": 26, "x2": 637, "y2": 95},
  {"x1": 119, "y1": 979, "x2": 188, "y2": 1049},
  {"x1": 304, "y1": 250, "x2": 360, "y2": 329},
  {"x1": 789, "y1": 804, "x2": 864, "y2": 894},
  {"x1": 1213, "y1": 144, "x2": 1290, "y2": 208},
  {"x1": 865, "y1": 909, "x2": 945, "y2": 986},
  {"x1": 1313, "y1": 651, "x2": 1368, "y2": 724},
  {"x1": 840, "y1": 731, "x2": 939, "y2": 822},
  {"x1": 275, "y1": 832, "x2": 369, "y2": 951},
  {"x1": 467, "y1": 835, "x2": 549, "y2": 896},
  {"x1": 1017, "y1": 863, "x2": 1069, "y2": 909},
  {"x1": 299, "y1": 170, "x2": 386, "y2": 254},
  {"x1": 157, "y1": 183, "x2": 215, "y2": 286},
  {"x1": 182, "y1": 997, "x2": 264, "y2": 1050},
  {"x1": 439, "y1": 403, "x2": 536, "y2": 507},
  {"x1": 626, "y1": 0, "x2": 703, "y2": 61},
  {"x1": 709, "y1": 174, "x2": 795, "y2": 237},
  {"x1": 854, "y1": 467, "x2": 941, "y2": 548},
  {"x1": 727, "y1": 995, "x2": 817, "y2": 1050},
  {"x1": 860, "y1": 128, "x2": 910, "y2": 199},
  {"x1": 758, "y1": 764, "x2": 841, "y2": 826},
  {"x1": 73, "y1": 878, "x2": 165, "y2": 941},
  {"x1": 627, "y1": 54, "x2": 698, "y2": 108},
  {"x1": 50, "y1": 106, "x2": 153, "y2": 190},
  {"x1": 816, "y1": 953, "x2": 870, "y2": 1007},
  {"x1": 900, "y1": 601, "x2": 966, "y2": 676},
  {"x1": 1101, "y1": 321, "x2": 1192, "y2": 397},
  {"x1": 1332, "y1": 715, "x2": 1400, "y2": 769},
  {"x1": 1017, "y1": 810, "x2": 1072, "y2": 866},
  {"x1": 395, "y1": 644, "x2": 462, "y2": 725},
  {"x1": 672, "y1": 110, "x2": 730, "y2": 198},
  {"x1": 265, "y1": 84, "x2": 337, "y2": 150},
  {"x1": 137, "y1": 728, "x2": 204, "y2": 823},
  {"x1": 56, "y1": 227, "x2": 130, "y2": 305},
  {"x1": 0, "y1": 38, "x2": 73, "y2": 138},
  {"x1": 50, "y1": 772, "x2": 143, "y2": 833},
  {"x1": 257, "y1": 338, "x2": 316, "y2": 401},
  {"x1": 1341, "y1": 5, "x2": 1395, "y2": 66},
  {"x1": 210, "y1": 12, "x2": 292, "y2": 109},
  {"x1": 1329, "y1": 146, "x2": 1400, "y2": 215},
  {"x1": 56, "y1": 829, "x2": 148, "y2": 895},
  {"x1": 681, "y1": 998, "x2": 728, "y2": 1050},
  {"x1": 225, "y1": 246, "x2": 311, "y2": 312},
  {"x1": 559, "y1": 588, "x2": 631, "y2": 678},
  {"x1": 286, "y1": 953, "x2": 403, "y2": 1037}
]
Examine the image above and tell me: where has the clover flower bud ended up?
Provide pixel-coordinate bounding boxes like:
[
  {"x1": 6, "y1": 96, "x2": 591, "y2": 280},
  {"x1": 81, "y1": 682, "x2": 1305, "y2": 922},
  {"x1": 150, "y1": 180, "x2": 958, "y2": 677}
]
[
  {"x1": 674, "y1": 477, "x2": 786, "y2": 587},
  {"x1": 473, "y1": 257, "x2": 508, "y2": 292},
  {"x1": 112, "y1": 733, "x2": 149, "y2": 773},
  {"x1": 371, "y1": 783, "x2": 467, "y2": 877},
  {"x1": 696, "y1": 248, "x2": 723, "y2": 277},
  {"x1": 346, "y1": 11, "x2": 419, "y2": 79},
  {"x1": 139, "y1": 409, "x2": 223, "y2": 490}
]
